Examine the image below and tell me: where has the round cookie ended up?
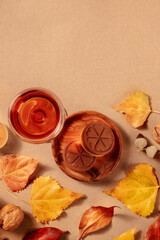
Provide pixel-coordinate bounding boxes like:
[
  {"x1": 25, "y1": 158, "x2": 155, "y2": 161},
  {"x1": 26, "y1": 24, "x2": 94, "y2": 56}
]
[
  {"x1": 64, "y1": 141, "x2": 96, "y2": 172},
  {"x1": 81, "y1": 122, "x2": 115, "y2": 156}
]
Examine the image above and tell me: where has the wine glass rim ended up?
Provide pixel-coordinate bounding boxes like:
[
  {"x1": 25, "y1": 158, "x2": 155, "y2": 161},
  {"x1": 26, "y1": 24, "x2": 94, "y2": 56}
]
[{"x1": 8, "y1": 87, "x2": 66, "y2": 143}]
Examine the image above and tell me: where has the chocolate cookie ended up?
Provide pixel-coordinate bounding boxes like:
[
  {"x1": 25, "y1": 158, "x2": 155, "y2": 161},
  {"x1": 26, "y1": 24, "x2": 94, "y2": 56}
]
[
  {"x1": 81, "y1": 122, "x2": 115, "y2": 156},
  {"x1": 64, "y1": 141, "x2": 96, "y2": 172}
]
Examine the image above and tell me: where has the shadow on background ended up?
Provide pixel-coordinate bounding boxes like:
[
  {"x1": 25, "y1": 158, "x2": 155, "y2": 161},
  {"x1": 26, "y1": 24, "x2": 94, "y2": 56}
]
[{"x1": 0, "y1": 127, "x2": 22, "y2": 155}]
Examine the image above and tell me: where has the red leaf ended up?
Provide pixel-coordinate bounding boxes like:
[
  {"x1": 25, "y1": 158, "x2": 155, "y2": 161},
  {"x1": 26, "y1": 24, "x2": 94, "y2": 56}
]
[
  {"x1": 143, "y1": 213, "x2": 160, "y2": 240},
  {"x1": 79, "y1": 206, "x2": 116, "y2": 240},
  {"x1": 23, "y1": 227, "x2": 67, "y2": 240}
]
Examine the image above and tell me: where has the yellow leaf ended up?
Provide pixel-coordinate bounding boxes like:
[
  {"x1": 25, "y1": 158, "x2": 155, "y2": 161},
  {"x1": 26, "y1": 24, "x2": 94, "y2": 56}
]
[
  {"x1": 30, "y1": 176, "x2": 84, "y2": 223},
  {"x1": 104, "y1": 164, "x2": 159, "y2": 217},
  {"x1": 113, "y1": 228, "x2": 136, "y2": 240},
  {"x1": 113, "y1": 91, "x2": 151, "y2": 128}
]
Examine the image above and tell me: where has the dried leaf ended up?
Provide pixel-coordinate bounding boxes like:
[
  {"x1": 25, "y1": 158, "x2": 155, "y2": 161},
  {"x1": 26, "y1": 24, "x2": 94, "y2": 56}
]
[
  {"x1": 0, "y1": 154, "x2": 38, "y2": 192},
  {"x1": 23, "y1": 227, "x2": 67, "y2": 240},
  {"x1": 104, "y1": 164, "x2": 159, "y2": 217},
  {"x1": 143, "y1": 213, "x2": 160, "y2": 240},
  {"x1": 79, "y1": 206, "x2": 115, "y2": 240},
  {"x1": 30, "y1": 176, "x2": 84, "y2": 223},
  {"x1": 113, "y1": 228, "x2": 136, "y2": 240},
  {"x1": 152, "y1": 122, "x2": 160, "y2": 144},
  {"x1": 113, "y1": 91, "x2": 151, "y2": 128}
]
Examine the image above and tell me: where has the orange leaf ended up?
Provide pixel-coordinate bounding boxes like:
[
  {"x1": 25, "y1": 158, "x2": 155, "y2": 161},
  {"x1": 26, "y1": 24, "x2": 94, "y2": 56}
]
[
  {"x1": 0, "y1": 154, "x2": 38, "y2": 192},
  {"x1": 113, "y1": 92, "x2": 151, "y2": 128},
  {"x1": 79, "y1": 206, "x2": 116, "y2": 240}
]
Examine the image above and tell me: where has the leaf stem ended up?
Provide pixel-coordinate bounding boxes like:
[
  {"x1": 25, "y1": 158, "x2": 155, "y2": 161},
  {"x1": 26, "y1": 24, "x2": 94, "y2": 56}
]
[
  {"x1": 152, "y1": 110, "x2": 160, "y2": 114},
  {"x1": 0, "y1": 185, "x2": 29, "y2": 204}
]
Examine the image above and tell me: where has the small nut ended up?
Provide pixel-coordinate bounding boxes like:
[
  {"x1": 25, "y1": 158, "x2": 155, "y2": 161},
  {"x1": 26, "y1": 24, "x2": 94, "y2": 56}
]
[
  {"x1": 135, "y1": 136, "x2": 148, "y2": 151},
  {"x1": 145, "y1": 145, "x2": 158, "y2": 158},
  {"x1": 0, "y1": 204, "x2": 24, "y2": 231}
]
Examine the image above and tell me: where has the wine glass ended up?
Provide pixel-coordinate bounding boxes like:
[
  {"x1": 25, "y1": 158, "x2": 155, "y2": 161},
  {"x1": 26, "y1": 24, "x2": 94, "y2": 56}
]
[{"x1": 8, "y1": 88, "x2": 66, "y2": 144}]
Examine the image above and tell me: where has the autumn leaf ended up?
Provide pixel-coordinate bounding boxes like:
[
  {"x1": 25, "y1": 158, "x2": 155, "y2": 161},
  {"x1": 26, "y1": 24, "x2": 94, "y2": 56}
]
[
  {"x1": 22, "y1": 227, "x2": 68, "y2": 240},
  {"x1": 30, "y1": 176, "x2": 84, "y2": 223},
  {"x1": 79, "y1": 206, "x2": 116, "y2": 240},
  {"x1": 0, "y1": 154, "x2": 38, "y2": 192},
  {"x1": 113, "y1": 91, "x2": 151, "y2": 128},
  {"x1": 113, "y1": 228, "x2": 136, "y2": 240},
  {"x1": 143, "y1": 213, "x2": 160, "y2": 240},
  {"x1": 104, "y1": 164, "x2": 159, "y2": 217}
]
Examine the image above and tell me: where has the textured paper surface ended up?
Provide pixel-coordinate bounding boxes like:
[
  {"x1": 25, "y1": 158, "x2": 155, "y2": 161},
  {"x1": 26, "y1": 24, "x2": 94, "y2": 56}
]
[{"x1": 0, "y1": 1, "x2": 160, "y2": 239}]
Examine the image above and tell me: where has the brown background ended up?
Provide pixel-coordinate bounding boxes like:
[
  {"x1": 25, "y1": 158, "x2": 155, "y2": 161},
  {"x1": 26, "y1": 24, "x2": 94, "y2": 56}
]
[{"x1": 0, "y1": 1, "x2": 160, "y2": 239}]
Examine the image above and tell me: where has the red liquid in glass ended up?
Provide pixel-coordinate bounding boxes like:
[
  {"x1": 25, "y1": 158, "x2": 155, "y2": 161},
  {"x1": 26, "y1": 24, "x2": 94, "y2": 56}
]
[{"x1": 10, "y1": 90, "x2": 60, "y2": 140}]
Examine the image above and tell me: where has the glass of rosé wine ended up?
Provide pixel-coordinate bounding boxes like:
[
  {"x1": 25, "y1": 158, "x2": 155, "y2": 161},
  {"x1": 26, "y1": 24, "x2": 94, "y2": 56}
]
[{"x1": 8, "y1": 88, "x2": 66, "y2": 144}]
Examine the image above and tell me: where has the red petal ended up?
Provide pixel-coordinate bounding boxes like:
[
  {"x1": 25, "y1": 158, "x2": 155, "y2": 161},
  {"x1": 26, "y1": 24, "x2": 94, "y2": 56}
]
[
  {"x1": 143, "y1": 213, "x2": 160, "y2": 240},
  {"x1": 23, "y1": 227, "x2": 67, "y2": 240}
]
